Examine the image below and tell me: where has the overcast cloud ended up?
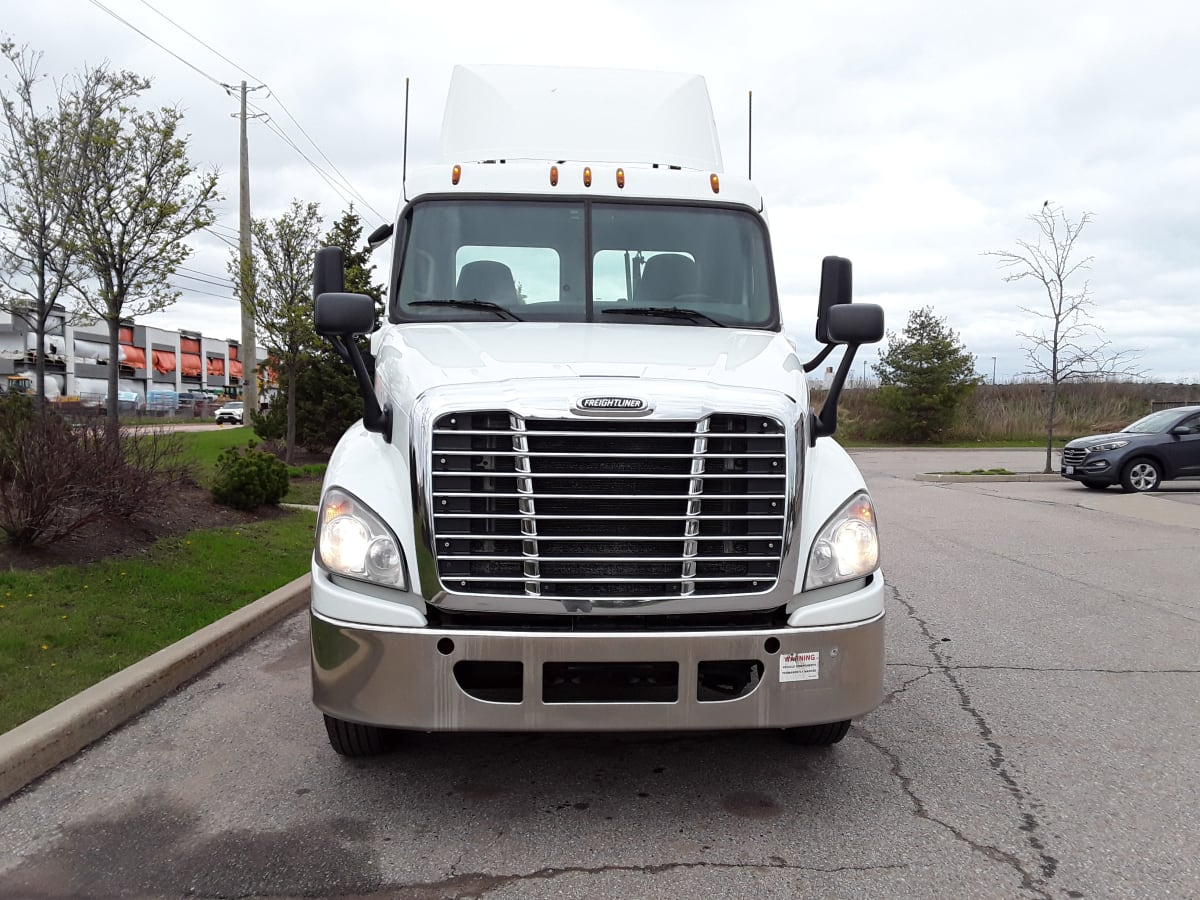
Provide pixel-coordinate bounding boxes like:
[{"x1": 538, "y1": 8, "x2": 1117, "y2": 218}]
[{"x1": 4, "y1": 0, "x2": 1198, "y2": 381}]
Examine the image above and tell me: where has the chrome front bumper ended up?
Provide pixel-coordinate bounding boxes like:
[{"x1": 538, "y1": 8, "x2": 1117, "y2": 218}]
[{"x1": 311, "y1": 610, "x2": 885, "y2": 732}]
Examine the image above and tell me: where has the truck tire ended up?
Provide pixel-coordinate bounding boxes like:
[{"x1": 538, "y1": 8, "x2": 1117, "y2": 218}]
[
  {"x1": 781, "y1": 719, "x2": 851, "y2": 746},
  {"x1": 1120, "y1": 458, "x2": 1162, "y2": 493},
  {"x1": 323, "y1": 714, "x2": 396, "y2": 756}
]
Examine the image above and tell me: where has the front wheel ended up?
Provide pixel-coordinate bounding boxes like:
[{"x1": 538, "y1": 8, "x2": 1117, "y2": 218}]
[
  {"x1": 781, "y1": 720, "x2": 851, "y2": 746},
  {"x1": 1120, "y1": 458, "x2": 1162, "y2": 493},
  {"x1": 323, "y1": 714, "x2": 397, "y2": 757}
]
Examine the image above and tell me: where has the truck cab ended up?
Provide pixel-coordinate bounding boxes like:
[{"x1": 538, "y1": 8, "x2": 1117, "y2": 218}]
[{"x1": 310, "y1": 65, "x2": 885, "y2": 755}]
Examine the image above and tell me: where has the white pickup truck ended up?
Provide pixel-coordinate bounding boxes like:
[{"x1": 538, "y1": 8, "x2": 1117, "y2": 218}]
[{"x1": 309, "y1": 65, "x2": 885, "y2": 756}]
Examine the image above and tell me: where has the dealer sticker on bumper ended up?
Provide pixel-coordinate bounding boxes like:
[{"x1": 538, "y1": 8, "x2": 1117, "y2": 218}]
[{"x1": 780, "y1": 651, "x2": 820, "y2": 682}]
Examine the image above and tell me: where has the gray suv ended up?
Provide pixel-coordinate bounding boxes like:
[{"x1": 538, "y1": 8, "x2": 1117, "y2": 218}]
[{"x1": 1060, "y1": 405, "x2": 1200, "y2": 492}]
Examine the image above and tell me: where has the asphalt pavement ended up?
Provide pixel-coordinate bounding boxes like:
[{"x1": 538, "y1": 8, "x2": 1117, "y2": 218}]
[{"x1": 0, "y1": 449, "x2": 1197, "y2": 900}]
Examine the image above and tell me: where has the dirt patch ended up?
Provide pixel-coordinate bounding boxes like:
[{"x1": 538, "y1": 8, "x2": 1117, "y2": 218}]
[{"x1": 0, "y1": 482, "x2": 286, "y2": 572}]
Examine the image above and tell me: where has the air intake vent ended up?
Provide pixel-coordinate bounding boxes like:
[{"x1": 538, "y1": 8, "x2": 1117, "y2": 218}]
[{"x1": 430, "y1": 412, "x2": 787, "y2": 601}]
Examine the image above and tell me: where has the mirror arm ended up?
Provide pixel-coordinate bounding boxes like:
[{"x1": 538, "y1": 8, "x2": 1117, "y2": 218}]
[
  {"x1": 330, "y1": 333, "x2": 391, "y2": 440},
  {"x1": 811, "y1": 343, "x2": 860, "y2": 445},
  {"x1": 801, "y1": 343, "x2": 835, "y2": 374}
]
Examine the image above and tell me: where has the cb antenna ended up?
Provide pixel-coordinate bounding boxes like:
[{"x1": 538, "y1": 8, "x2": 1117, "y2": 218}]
[
  {"x1": 402, "y1": 77, "x2": 410, "y2": 201},
  {"x1": 747, "y1": 89, "x2": 753, "y2": 180}
]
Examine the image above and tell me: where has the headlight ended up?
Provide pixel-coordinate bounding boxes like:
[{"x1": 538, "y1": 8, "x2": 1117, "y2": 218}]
[
  {"x1": 1086, "y1": 440, "x2": 1129, "y2": 453},
  {"x1": 804, "y1": 492, "x2": 880, "y2": 590},
  {"x1": 315, "y1": 487, "x2": 408, "y2": 589}
]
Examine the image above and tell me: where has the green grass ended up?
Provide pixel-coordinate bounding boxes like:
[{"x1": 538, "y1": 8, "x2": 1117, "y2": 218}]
[
  {"x1": 0, "y1": 510, "x2": 315, "y2": 734},
  {"x1": 167, "y1": 430, "x2": 326, "y2": 501},
  {"x1": 172, "y1": 427, "x2": 258, "y2": 485},
  {"x1": 937, "y1": 468, "x2": 1017, "y2": 475}
]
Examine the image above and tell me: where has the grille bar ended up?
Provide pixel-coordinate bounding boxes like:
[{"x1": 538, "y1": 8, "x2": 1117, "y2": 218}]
[{"x1": 431, "y1": 411, "x2": 787, "y2": 601}]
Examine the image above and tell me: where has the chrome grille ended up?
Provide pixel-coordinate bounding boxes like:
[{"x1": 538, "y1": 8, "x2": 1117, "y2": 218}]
[
  {"x1": 430, "y1": 411, "x2": 787, "y2": 600},
  {"x1": 1062, "y1": 448, "x2": 1088, "y2": 466}
]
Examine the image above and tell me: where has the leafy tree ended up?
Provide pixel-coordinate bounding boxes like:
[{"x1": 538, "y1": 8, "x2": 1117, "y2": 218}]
[
  {"x1": 68, "y1": 96, "x2": 219, "y2": 438},
  {"x1": 235, "y1": 199, "x2": 322, "y2": 463},
  {"x1": 873, "y1": 306, "x2": 981, "y2": 443},
  {"x1": 985, "y1": 203, "x2": 1141, "y2": 472},
  {"x1": 0, "y1": 43, "x2": 145, "y2": 409}
]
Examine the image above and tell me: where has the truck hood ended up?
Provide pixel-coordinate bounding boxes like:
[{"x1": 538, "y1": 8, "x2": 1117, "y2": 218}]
[{"x1": 374, "y1": 322, "x2": 807, "y2": 400}]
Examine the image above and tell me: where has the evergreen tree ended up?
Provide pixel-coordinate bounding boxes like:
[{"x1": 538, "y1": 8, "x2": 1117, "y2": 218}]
[
  {"x1": 873, "y1": 306, "x2": 981, "y2": 443},
  {"x1": 288, "y1": 207, "x2": 386, "y2": 452}
]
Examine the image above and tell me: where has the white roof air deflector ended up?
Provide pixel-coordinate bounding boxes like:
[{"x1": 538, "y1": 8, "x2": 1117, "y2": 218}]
[{"x1": 439, "y1": 65, "x2": 724, "y2": 172}]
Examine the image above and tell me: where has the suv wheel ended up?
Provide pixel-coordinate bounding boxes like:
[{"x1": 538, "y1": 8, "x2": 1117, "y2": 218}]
[{"x1": 1120, "y1": 458, "x2": 1162, "y2": 493}]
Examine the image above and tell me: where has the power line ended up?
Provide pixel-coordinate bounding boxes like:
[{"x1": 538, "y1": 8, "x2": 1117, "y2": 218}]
[
  {"x1": 178, "y1": 264, "x2": 231, "y2": 282},
  {"x1": 168, "y1": 281, "x2": 231, "y2": 300},
  {"x1": 130, "y1": 0, "x2": 385, "y2": 221},
  {"x1": 84, "y1": 0, "x2": 227, "y2": 89},
  {"x1": 252, "y1": 107, "x2": 356, "y2": 210},
  {"x1": 261, "y1": 91, "x2": 385, "y2": 220},
  {"x1": 203, "y1": 226, "x2": 238, "y2": 249},
  {"x1": 134, "y1": 0, "x2": 263, "y2": 85},
  {"x1": 174, "y1": 270, "x2": 231, "y2": 290}
]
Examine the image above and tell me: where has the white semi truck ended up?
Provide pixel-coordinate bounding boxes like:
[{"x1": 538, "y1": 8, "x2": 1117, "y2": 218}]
[{"x1": 309, "y1": 65, "x2": 886, "y2": 755}]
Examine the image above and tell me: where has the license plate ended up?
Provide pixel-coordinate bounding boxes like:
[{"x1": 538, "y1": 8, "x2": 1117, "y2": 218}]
[{"x1": 1065, "y1": 466, "x2": 1074, "y2": 474}]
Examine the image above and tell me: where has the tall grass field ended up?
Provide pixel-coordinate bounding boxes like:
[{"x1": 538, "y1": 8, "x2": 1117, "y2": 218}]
[{"x1": 820, "y1": 380, "x2": 1199, "y2": 444}]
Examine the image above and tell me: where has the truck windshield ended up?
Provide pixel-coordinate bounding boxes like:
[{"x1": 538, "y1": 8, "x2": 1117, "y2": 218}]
[{"x1": 392, "y1": 199, "x2": 778, "y2": 329}]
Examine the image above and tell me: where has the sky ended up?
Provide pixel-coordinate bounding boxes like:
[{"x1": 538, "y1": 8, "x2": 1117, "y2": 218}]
[{"x1": 4, "y1": 0, "x2": 1199, "y2": 383}]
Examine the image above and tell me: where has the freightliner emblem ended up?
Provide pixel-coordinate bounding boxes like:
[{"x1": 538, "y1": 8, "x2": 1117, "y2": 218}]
[{"x1": 574, "y1": 396, "x2": 651, "y2": 415}]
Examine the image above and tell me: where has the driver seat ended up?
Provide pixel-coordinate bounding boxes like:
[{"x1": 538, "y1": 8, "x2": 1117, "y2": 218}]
[{"x1": 456, "y1": 260, "x2": 519, "y2": 305}]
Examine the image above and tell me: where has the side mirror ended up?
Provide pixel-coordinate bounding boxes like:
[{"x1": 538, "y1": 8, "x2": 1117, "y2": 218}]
[
  {"x1": 826, "y1": 303, "x2": 885, "y2": 345},
  {"x1": 315, "y1": 292, "x2": 376, "y2": 337},
  {"x1": 814, "y1": 256, "x2": 852, "y2": 344},
  {"x1": 313, "y1": 246, "x2": 346, "y2": 300}
]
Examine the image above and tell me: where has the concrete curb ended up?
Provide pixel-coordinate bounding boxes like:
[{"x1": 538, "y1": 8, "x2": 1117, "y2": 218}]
[
  {"x1": 915, "y1": 473, "x2": 1062, "y2": 483},
  {"x1": 0, "y1": 573, "x2": 311, "y2": 804}
]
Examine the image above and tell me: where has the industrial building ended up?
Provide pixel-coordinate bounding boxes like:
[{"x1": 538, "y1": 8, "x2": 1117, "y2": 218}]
[{"x1": 0, "y1": 305, "x2": 252, "y2": 406}]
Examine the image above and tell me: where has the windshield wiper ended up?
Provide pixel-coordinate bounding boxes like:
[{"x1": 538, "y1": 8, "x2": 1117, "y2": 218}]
[
  {"x1": 408, "y1": 299, "x2": 523, "y2": 321},
  {"x1": 600, "y1": 306, "x2": 726, "y2": 327}
]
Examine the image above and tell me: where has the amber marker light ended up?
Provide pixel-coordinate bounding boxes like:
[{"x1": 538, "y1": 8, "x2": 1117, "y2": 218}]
[
  {"x1": 616, "y1": 168, "x2": 625, "y2": 188},
  {"x1": 451, "y1": 164, "x2": 461, "y2": 185},
  {"x1": 710, "y1": 173, "x2": 720, "y2": 193},
  {"x1": 550, "y1": 165, "x2": 559, "y2": 186},
  {"x1": 583, "y1": 166, "x2": 592, "y2": 187}
]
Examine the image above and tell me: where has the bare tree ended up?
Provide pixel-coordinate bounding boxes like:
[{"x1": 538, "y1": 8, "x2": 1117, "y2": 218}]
[
  {"x1": 0, "y1": 43, "x2": 144, "y2": 409},
  {"x1": 985, "y1": 203, "x2": 1141, "y2": 472},
  {"x1": 69, "y1": 100, "x2": 219, "y2": 438},
  {"x1": 233, "y1": 199, "x2": 322, "y2": 463}
]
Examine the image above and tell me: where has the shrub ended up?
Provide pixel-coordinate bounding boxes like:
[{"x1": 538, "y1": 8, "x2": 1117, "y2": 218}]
[
  {"x1": 251, "y1": 402, "x2": 286, "y2": 441},
  {"x1": 210, "y1": 441, "x2": 290, "y2": 510},
  {"x1": 0, "y1": 395, "x2": 191, "y2": 546}
]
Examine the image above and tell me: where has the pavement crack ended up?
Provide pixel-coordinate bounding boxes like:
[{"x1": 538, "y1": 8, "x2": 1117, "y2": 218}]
[
  {"x1": 889, "y1": 662, "x2": 1200, "y2": 675},
  {"x1": 887, "y1": 584, "x2": 1067, "y2": 897},
  {"x1": 879, "y1": 667, "x2": 935, "y2": 707},
  {"x1": 383, "y1": 859, "x2": 909, "y2": 899},
  {"x1": 855, "y1": 725, "x2": 1051, "y2": 899}
]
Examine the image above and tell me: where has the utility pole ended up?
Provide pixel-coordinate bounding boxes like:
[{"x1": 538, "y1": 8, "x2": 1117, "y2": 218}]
[
  {"x1": 237, "y1": 81, "x2": 259, "y2": 414},
  {"x1": 992, "y1": 356, "x2": 997, "y2": 385}
]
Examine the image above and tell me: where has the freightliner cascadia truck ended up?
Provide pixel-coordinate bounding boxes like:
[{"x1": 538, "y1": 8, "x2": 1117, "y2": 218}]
[{"x1": 309, "y1": 65, "x2": 886, "y2": 755}]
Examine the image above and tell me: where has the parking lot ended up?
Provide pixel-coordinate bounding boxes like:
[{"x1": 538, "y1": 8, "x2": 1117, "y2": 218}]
[{"x1": 1, "y1": 449, "x2": 1197, "y2": 900}]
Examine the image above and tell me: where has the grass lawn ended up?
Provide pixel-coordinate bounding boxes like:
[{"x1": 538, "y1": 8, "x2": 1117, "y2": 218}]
[
  {"x1": 0, "y1": 510, "x2": 315, "y2": 734},
  {"x1": 171, "y1": 428, "x2": 326, "y2": 502}
]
